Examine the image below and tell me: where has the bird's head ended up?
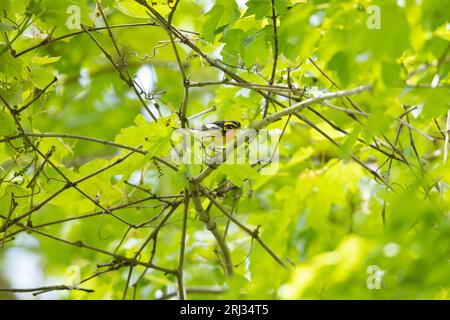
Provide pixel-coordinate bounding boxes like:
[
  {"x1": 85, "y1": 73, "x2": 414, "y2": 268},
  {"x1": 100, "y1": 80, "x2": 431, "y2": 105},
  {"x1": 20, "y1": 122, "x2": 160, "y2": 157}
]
[{"x1": 214, "y1": 120, "x2": 241, "y2": 130}]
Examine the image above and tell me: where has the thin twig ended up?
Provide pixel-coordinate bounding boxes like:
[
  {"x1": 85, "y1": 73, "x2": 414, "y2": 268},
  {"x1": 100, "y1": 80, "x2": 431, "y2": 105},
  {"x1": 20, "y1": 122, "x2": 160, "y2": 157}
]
[
  {"x1": 80, "y1": 24, "x2": 158, "y2": 122},
  {"x1": 0, "y1": 133, "x2": 146, "y2": 154},
  {"x1": 122, "y1": 265, "x2": 134, "y2": 300},
  {"x1": 177, "y1": 190, "x2": 189, "y2": 300},
  {"x1": 156, "y1": 286, "x2": 226, "y2": 300},
  {"x1": 444, "y1": 110, "x2": 450, "y2": 163},
  {"x1": 14, "y1": 77, "x2": 58, "y2": 114},
  {"x1": 188, "y1": 105, "x2": 216, "y2": 120},
  {"x1": 0, "y1": 285, "x2": 94, "y2": 295},
  {"x1": 8, "y1": 219, "x2": 177, "y2": 274},
  {"x1": 12, "y1": 23, "x2": 163, "y2": 57},
  {"x1": 190, "y1": 183, "x2": 233, "y2": 275},
  {"x1": 262, "y1": 0, "x2": 279, "y2": 118},
  {"x1": 198, "y1": 184, "x2": 287, "y2": 268}
]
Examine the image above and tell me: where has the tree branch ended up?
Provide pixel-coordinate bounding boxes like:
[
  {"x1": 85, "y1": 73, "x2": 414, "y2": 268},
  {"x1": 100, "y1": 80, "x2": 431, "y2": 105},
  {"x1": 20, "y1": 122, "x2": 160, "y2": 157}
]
[
  {"x1": 198, "y1": 184, "x2": 287, "y2": 269},
  {"x1": 190, "y1": 183, "x2": 233, "y2": 275},
  {"x1": 0, "y1": 285, "x2": 94, "y2": 295},
  {"x1": 0, "y1": 132, "x2": 146, "y2": 154},
  {"x1": 176, "y1": 190, "x2": 189, "y2": 300},
  {"x1": 193, "y1": 84, "x2": 376, "y2": 184}
]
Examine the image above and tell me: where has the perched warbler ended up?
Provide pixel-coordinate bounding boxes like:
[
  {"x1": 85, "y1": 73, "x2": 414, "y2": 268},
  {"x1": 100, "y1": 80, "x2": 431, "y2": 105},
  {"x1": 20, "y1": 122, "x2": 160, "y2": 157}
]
[
  {"x1": 171, "y1": 121, "x2": 241, "y2": 165},
  {"x1": 191, "y1": 120, "x2": 242, "y2": 145}
]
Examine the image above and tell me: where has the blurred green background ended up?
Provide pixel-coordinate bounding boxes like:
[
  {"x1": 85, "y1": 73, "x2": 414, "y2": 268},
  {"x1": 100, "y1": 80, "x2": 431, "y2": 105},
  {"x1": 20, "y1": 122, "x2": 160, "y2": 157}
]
[{"x1": 0, "y1": 0, "x2": 449, "y2": 299}]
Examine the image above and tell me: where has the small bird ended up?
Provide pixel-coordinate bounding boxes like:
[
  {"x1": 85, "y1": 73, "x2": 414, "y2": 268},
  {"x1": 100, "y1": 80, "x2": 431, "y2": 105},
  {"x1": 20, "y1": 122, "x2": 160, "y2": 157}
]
[
  {"x1": 191, "y1": 120, "x2": 241, "y2": 144},
  {"x1": 190, "y1": 121, "x2": 241, "y2": 164},
  {"x1": 170, "y1": 121, "x2": 242, "y2": 165},
  {"x1": 192, "y1": 120, "x2": 241, "y2": 136},
  {"x1": 194, "y1": 120, "x2": 242, "y2": 132}
]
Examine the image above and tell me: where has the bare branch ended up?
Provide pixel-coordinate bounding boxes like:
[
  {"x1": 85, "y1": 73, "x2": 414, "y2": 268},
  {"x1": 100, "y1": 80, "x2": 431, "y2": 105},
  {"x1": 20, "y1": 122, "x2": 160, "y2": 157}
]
[
  {"x1": 12, "y1": 23, "x2": 162, "y2": 57},
  {"x1": 0, "y1": 132, "x2": 146, "y2": 154},
  {"x1": 0, "y1": 285, "x2": 94, "y2": 295},
  {"x1": 80, "y1": 24, "x2": 158, "y2": 122}
]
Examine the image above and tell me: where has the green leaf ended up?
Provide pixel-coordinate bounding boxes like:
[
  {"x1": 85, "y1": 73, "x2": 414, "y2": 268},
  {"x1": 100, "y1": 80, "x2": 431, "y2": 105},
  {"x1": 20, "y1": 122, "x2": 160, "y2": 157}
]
[
  {"x1": 102, "y1": 0, "x2": 116, "y2": 8},
  {"x1": 115, "y1": 0, "x2": 172, "y2": 18},
  {"x1": 31, "y1": 55, "x2": 61, "y2": 65},
  {"x1": 220, "y1": 28, "x2": 245, "y2": 65},
  {"x1": 38, "y1": 136, "x2": 73, "y2": 163},
  {"x1": 242, "y1": 27, "x2": 270, "y2": 66},
  {"x1": 202, "y1": 0, "x2": 240, "y2": 42},
  {"x1": 115, "y1": 0, "x2": 151, "y2": 18},
  {"x1": 115, "y1": 114, "x2": 174, "y2": 157},
  {"x1": 365, "y1": 110, "x2": 392, "y2": 141},
  {"x1": 0, "y1": 49, "x2": 23, "y2": 79},
  {"x1": 244, "y1": 0, "x2": 289, "y2": 20},
  {"x1": 0, "y1": 0, "x2": 10, "y2": 13},
  {"x1": 422, "y1": 88, "x2": 450, "y2": 118},
  {"x1": 381, "y1": 61, "x2": 402, "y2": 87},
  {"x1": 339, "y1": 126, "x2": 361, "y2": 161},
  {"x1": 244, "y1": 0, "x2": 271, "y2": 20},
  {"x1": 0, "y1": 22, "x2": 15, "y2": 32},
  {"x1": 361, "y1": 2, "x2": 410, "y2": 59},
  {"x1": 0, "y1": 82, "x2": 23, "y2": 106},
  {"x1": 0, "y1": 110, "x2": 16, "y2": 136},
  {"x1": 35, "y1": 0, "x2": 91, "y2": 33},
  {"x1": 327, "y1": 51, "x2": 351, "y2": 87},
  {"x1": 217, "y1": 164, "x2": 256, "y2": 187},
  {"x1": 278, "y1": 3, "x2": 320, "y2": 62},
  {"x1": 30, "y1": 68, "x2": 54, "y2": 89}
]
